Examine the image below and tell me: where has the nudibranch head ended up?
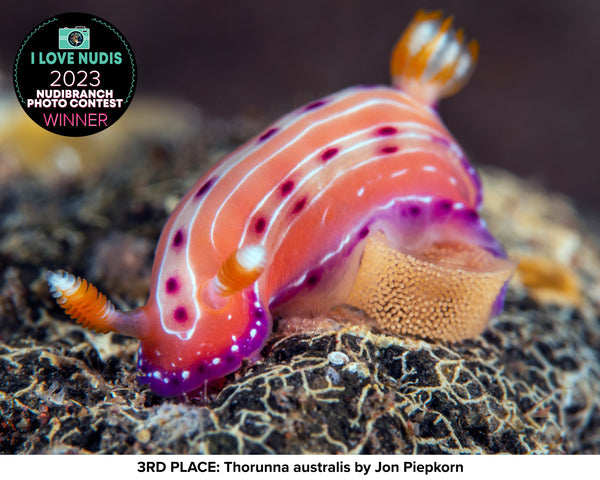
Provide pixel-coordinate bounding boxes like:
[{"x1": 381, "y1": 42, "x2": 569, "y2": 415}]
[
  {"x1": 46, "y1": 244, "x2": 271, "y2": 397},
  {"x1": 135, "y1": 244, "x2": 269, "y2": 396},
  {"x1": 136, "y1": 292, "x2": 269, "y2": 397}
]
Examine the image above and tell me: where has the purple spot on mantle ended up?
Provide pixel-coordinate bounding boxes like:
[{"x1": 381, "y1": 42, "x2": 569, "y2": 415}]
[
  {"x1": 252, "y1": 305, "x2": 266, "y2": 321},
  {"x1": 304, "y1": 99, "x2": 328, "y2": 111},
  {"x1": 359, "y1": 226, "x2": 370, "y2": 239},
  {"x1": 306, "y1": 269, "x2": 322, "y2": 287},
  {"x1": 280, "y1": 180, "x2": 294, "y2": 196},
  {"x1": 223, "y1": 352, "x2": 237, "y2": 366},
  {"x1": 174, "y1": 306, "x2": 188, "y2": 323},
  {"x1": 292, "y1": 197, "x2": 307, "y2": 214},
  {"x1": 377, "y1": 126, "x2": 398, "y2": 136},
  {"x1": 255, "y1": 217, "x2": 266, "y2": 234},
  {"x1": 380, "y1": 146, "x2": 398, "y2": 154},
  {"x1": 408, "y1": 205, "x2": 421, "y2": 217},
  {"x1": 166, "y1": 277, "x2": 179, "y2": 294},
  {"x1": 462, "y1": 209, "x2": 479, "y2": 222},
  {"x1": 195, "y1": 177, "x2": 215, "y2": 199},
  {"x1": 433, "y1": 199, "x2": 453, "y2": 219},
  {"x1": 401, "y1": 204, "x2": 422, "y2": 218},
  {"x1": 173, "y1": 229, "x2": 184, "y2": 248},
  {"x1": 258, "y1": 127, "x2": 278, "y2": 142},
  {"x1": 438, "y1": 200, "x2": 452, "y2": 212},
  {"x1": 321, "y1": 147, "x2": 339, "y2": 161}
]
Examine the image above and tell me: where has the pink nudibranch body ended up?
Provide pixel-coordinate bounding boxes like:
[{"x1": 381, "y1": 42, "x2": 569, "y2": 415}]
[{"x1": 47, "y1": 11, "x2": 514, "y2": 396}]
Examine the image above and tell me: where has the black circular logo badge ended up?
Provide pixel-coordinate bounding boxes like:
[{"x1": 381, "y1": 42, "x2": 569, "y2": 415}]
[{"x1": 13, "y1": 12, "x2": 137, "y2": 137}]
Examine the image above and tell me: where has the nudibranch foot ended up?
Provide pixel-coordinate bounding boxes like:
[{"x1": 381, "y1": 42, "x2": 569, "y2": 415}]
[
  {"x1": 347, "y1": 232, "x2": 514, "y2": 343},
  {"x1": 390, "y1": 9, "x2": 479, "y2": 106}
]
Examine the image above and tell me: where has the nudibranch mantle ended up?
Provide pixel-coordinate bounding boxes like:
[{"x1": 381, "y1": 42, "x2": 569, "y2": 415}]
[{"x1": 47, "y1": 10, "x2": 514, "y2": 397}]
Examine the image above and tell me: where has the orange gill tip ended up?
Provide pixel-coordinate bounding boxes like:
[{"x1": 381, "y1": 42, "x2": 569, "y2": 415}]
[
  {"x1": 201, "y1": 245, "x2": 267, "y2": 309},
  {"x1": 414, "y1": 8, "x2": 444, "y2": 23},
  {"x1": 390, "y1": 9, "x2": 478, "y2": 106},
  {"x1": 45, "y1": 270, "x2": 148, "y2": 338}
]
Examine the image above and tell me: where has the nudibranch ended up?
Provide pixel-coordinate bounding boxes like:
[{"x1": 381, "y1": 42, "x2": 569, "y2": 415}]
[{"x1": 47, "y1": 10, "x2": 515, "y2": 397}]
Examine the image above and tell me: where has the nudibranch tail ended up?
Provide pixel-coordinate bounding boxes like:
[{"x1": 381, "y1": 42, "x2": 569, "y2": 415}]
[
  {"x1": 390, "y1": 9, "x2": 479, "y2": 105},
  {"x1": 347, "y1": 234, "x2": 515, "y2": 343},
  {"x1": 46, "y1": 270, "x2": 148, "y2": 338}
]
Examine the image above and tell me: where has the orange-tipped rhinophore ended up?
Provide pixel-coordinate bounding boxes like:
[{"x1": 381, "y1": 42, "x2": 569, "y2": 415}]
[{"x1": 46, "y1": 270, "x2": 148, "y2": 338}]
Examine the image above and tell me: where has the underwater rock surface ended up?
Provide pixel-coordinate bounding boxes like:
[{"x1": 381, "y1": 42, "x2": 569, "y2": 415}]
[{"x1": 1, "y1": 106, "x2": 599, "y2": 454}]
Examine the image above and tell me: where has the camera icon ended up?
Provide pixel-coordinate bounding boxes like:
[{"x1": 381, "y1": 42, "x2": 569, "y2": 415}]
[{"x1": 58, "y1": 27, "x2": 90, "y2": 50}]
